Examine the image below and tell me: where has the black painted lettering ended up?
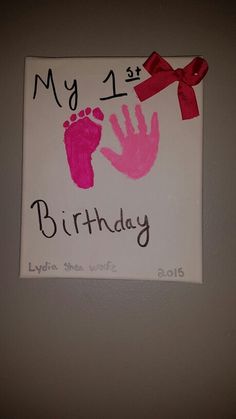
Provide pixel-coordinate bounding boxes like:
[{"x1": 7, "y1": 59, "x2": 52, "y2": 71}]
[
  {"x1": 114, "y1": 208, "x2": 125, "y2": 232},
  {"x1": 82, "y1": 209, "x2": 97, "y2": 234},
  {"x1": 30, "y1": 199, "x2": 57, "y2": 238},
  {"x1": 94, "y1": 208, "x2": 115, "y2": 233},
  {"x1": 33, "y1": 68, "x2": 62, "y2": 108},
  {"x1": 64, "y1": 79, "x2": 78, "y2": 111},
  {"x1": 100, "y1": 69, "x2": 127, "y2": 101},
  {"x1": 137, "y1": 215, "x2": 150, "y2": 247},
  {"x1": 73, "y1": 212, "x2": 82, "y2": 234},
  {"x1": 62, "y1": 211, "x2": 71, "y2": 236},
  {"x1": 125, "y1": 218, "x2": 136, "y2": 230}
]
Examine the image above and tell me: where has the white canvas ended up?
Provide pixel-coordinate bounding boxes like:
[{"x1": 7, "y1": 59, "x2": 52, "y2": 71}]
[{"x1": 20, "y1": 56, "x2": 203, "y2": 282}]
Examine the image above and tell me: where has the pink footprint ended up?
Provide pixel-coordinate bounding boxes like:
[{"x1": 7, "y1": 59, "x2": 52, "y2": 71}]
[{"x1": 63, "y1": 107, "x2": 104, "y2": 189}]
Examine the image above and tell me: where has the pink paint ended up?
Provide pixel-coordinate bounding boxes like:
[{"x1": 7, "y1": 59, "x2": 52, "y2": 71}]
[
  {"x1": 63, "y1": 107, "x2": 104, "y2": 189},
  {"x1": 100, "y1": 104, "x2": 160, "y2": 179},
  {"x1": 70, "y1": 113, "x2": 77, "y2": 121},
  {"x1": 93, "y1": 107, "x2": 104, "y2": 121},
  {"x1": 85, "y1": 107, "x2": 91, "y2": 115},
  {"x1": 63, "y1": 120, "x2": 70, "y2": 128}
]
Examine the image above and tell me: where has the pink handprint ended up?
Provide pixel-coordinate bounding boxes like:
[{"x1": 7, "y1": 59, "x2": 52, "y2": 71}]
[{"x1": 100, "y1": 104, "x2": 160, "y2": 179}]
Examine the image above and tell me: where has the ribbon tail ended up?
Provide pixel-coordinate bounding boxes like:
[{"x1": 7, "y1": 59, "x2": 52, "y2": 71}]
[{"x1": 178, "y1": 82, "x2": 199, "y2": 120}]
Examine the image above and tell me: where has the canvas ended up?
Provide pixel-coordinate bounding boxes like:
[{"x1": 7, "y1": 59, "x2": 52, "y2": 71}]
[{"x1": 20, "y1": 55, "x2": 205, "y2": 282}]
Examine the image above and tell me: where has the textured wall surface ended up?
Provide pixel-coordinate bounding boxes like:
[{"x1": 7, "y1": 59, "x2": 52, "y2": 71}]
[{"x1": 0, "y1": 1, "x2": 235, "y2": 418}]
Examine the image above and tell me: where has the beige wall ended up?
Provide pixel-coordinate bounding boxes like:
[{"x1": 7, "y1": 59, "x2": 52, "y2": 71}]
[{"x1": 0, "y1": 1, "x2": 235, "y2": 418}]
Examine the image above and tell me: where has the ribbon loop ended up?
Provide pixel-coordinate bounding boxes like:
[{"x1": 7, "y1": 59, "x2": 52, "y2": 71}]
[{"x1": 134, "y1": 52, "x2": 208, "y2": 120}]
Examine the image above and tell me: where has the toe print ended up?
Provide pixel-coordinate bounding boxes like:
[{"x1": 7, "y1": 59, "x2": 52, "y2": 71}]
[{"x1": 63, "y1": 107, "x2": 104, "y2": 189}]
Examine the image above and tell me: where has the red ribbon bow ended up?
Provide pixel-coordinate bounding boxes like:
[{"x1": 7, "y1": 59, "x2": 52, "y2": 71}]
[{"x1": 134, "y1": 52, "x2": 208, "y2": 120}]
